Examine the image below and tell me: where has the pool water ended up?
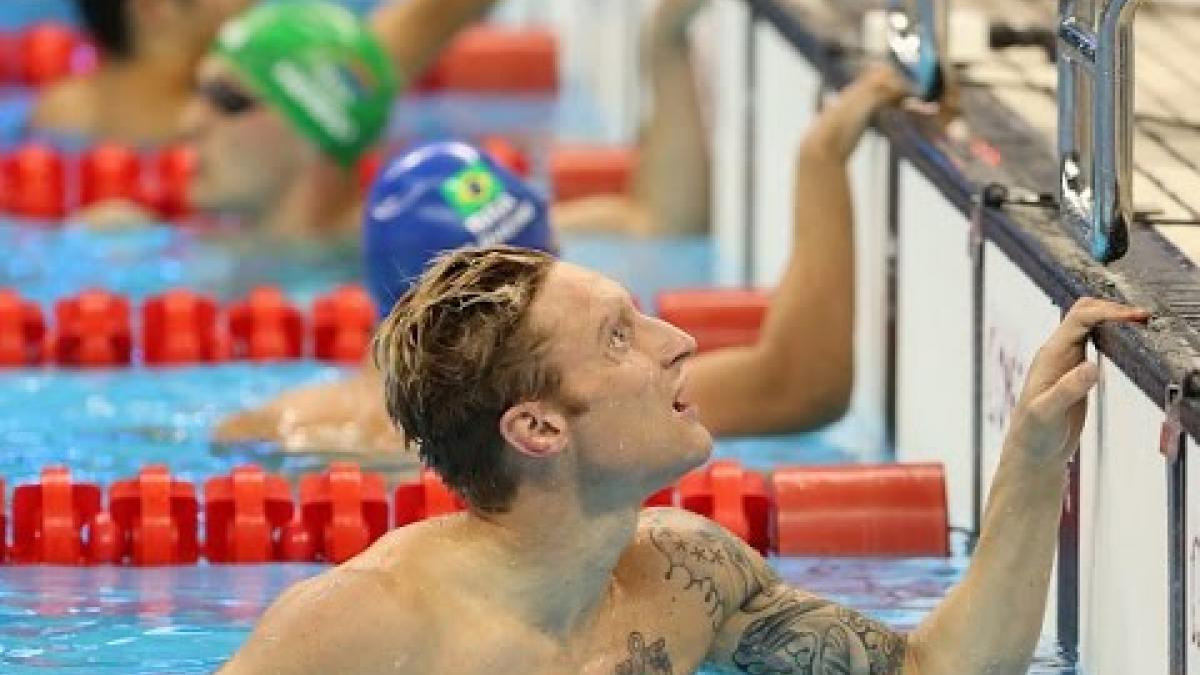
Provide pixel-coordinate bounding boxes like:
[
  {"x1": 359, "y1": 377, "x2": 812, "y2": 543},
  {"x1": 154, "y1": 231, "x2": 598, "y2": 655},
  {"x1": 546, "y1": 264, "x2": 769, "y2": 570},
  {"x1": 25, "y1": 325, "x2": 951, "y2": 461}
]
[
  {"x1": 0, "y1": 220, "x2": 1076, "y2": 672},
  {"x1": 0, "y1": 557, "x2": 1079, "y2": 674},
  {"x1": 0, "y1": 559, "x2": 952, "y2": 674}
]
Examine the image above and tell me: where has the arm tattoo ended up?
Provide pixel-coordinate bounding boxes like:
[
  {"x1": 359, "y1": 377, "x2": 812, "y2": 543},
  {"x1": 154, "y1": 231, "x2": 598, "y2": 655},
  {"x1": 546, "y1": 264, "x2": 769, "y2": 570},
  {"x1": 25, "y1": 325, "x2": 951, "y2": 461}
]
[
  {"x1": 648, "y1": 525, "x2": 762, "y2": 630},
  {"x1": 614, "y1": 632, "x2": 674, "y2": 675},
  {"x1": 732, "y1": 592, "x2": 907, "y2": 674}
]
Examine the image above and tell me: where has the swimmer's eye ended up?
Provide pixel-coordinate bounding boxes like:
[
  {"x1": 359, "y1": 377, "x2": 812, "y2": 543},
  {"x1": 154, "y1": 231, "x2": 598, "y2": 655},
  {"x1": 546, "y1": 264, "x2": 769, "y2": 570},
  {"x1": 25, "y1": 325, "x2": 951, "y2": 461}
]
[{"x1": 609, "y1": 323, "x2": 632, "y2": 351}]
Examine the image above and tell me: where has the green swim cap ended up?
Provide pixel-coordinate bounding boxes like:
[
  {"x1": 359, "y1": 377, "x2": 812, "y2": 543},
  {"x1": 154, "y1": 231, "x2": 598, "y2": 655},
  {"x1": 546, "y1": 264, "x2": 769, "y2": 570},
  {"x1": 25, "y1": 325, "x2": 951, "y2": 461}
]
[{"x1": 214, "y1": 2, "x2": 399, "y2": 166}]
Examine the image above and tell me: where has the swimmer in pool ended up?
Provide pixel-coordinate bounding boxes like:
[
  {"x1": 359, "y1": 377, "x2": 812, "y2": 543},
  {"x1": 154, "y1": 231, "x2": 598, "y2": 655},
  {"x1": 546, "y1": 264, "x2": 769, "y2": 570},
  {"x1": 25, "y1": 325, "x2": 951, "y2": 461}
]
[
  {"x1": 551, "y1": 0, "x2": 713, "y2": 237},
  {"x1": 218, "y1": 244, "x2": 1149, "y2": 674},
  {"x1": 43, "y1": 0, "x2": 501, "y2": 230},
  {"x1": 34, "y1": 0, "x2": 255, "y2": 144},
  {"x1": 212, "y1": 62, "x2": 909, "y2": 453}
]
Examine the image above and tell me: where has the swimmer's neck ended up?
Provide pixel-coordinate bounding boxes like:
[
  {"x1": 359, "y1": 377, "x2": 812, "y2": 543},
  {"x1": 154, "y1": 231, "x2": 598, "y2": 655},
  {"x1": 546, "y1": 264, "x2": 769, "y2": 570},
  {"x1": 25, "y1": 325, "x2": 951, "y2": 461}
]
[
  {"x1": 255, "y1": 160, "x2": 362, "y2": 237},
  {"x1": 455, "y1": 490, "x2": 642, "y2": 639}
]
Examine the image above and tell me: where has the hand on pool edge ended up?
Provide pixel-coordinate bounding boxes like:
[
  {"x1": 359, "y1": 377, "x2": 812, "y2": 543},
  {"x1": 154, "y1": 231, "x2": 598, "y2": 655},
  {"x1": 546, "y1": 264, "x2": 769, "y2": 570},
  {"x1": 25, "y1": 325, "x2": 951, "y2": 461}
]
[{"x1": 1006, "y1": 297, "x2": 1150, "y2": 465}]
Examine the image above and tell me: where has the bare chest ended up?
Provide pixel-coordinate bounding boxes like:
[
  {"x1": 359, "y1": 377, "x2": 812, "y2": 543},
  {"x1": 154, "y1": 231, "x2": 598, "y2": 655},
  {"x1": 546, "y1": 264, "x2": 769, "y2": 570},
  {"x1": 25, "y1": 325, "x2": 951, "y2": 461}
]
[{"x1": 416, "y1": 587, "x2": 717, "y2": 675}]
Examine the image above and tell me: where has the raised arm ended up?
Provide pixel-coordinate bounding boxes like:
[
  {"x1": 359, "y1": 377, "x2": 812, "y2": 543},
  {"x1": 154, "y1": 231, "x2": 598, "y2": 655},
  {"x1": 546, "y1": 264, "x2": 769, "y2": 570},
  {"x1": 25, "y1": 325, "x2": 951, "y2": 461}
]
[
  {"x1": 687, "y1": 65, "x2": 908, "y2": 436},
  {"x1": 901, "y1": 299, "x2": 1148, "y2": 673},
  {"x1": 552, "y1": 0, "x2": 711, "y2": 236},
  {"x1": 369, "y1": 0, "x2": 500, "y2": 85},
  {"x1": 708, "y1": 299, "x2": 1148, "y2": 674}
]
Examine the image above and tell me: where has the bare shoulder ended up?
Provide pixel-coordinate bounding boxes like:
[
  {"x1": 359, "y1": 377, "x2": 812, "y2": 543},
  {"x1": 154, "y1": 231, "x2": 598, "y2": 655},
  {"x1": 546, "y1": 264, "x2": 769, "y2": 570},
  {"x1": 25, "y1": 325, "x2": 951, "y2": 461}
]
[
  {"x1": 220, "y1": 563, "x2": 430, "y2": 674},
  {"x1": 629, "y1": 508, "x2": 775, "y2": 625}
]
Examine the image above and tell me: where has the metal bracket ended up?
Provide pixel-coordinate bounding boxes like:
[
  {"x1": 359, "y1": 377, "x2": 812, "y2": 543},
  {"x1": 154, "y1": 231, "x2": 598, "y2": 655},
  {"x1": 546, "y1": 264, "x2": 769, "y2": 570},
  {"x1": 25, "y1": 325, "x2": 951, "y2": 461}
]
[
  {"x1": 1056, "y1": 0, "x2": 1148, "y2": 263},
  {"x1": 1163, "y1": 373, "x2": 1198, "y2": 674},
  {"x1": 1162, "y1": 373, "x2": 1200, "y2": 462},
  {"x1": 886, "y1": 0, "x2": 944, "y2": 102}
]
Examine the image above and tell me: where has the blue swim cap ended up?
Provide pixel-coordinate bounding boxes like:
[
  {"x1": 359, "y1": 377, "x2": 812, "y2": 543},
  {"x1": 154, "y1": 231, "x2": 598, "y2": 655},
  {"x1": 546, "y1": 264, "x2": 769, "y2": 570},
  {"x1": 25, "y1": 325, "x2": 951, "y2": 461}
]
[{"x1": 363, "y1": 141, "x2": 556, "y2": 317}]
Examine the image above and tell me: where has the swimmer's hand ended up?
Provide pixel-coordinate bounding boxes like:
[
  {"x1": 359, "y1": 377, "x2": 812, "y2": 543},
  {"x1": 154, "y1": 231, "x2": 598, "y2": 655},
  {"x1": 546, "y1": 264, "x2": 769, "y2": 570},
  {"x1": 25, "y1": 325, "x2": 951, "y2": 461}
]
[
  {"x1": 1005, "y1": 297, "x2": 1149, "y2": 463},
  {"x1": 900, "y1": 300, "x2": 1149, "y2": 675},
  {"x1": 73, "y1": 199, "x2": 158, "y2": 231},
  {"x1": 857, "y1": 62, "x2": 910, "y2": 108}
]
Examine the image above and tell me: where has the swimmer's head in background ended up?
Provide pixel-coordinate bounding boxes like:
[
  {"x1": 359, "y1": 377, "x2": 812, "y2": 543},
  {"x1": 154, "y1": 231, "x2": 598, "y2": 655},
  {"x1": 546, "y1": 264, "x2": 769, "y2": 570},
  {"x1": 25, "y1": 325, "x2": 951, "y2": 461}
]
[
  {"x1": 364, "y1": 141, "x2": 557, "y2": 317},
  {"x1": 214, "y1": 2, "x2": 398, "y2": 166}
]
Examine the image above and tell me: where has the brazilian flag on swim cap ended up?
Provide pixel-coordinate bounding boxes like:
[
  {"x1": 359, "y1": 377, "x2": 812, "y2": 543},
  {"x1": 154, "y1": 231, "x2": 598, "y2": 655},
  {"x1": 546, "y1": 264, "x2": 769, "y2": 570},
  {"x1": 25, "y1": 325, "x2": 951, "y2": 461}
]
[{"x1": 214, "y1": 2, "x2": 398, "y2": 166}]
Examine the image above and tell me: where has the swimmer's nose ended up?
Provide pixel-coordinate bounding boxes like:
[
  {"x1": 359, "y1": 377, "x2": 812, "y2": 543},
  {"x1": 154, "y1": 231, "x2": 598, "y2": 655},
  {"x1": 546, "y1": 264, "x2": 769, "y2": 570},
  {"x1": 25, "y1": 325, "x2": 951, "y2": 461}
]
[
  {"x1": 660, "y1": 320, "x2": 696, "y2": 370},
  {"x1": 178, "y1": 95, "x2": 211, "y2": 142}
]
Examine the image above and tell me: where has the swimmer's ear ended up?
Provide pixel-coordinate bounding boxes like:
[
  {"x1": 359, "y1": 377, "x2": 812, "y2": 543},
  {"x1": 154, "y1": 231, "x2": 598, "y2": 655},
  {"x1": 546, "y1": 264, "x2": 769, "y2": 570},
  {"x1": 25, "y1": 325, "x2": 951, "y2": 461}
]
[{"x1": 499, "y1": 402, "x2": 568, "y2": 459}]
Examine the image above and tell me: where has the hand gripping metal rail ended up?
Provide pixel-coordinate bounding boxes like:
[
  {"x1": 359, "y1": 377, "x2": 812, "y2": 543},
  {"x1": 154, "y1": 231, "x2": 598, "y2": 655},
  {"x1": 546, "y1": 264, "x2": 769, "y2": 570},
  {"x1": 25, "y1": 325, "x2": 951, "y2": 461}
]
[
  {"x1": 886, "y1": 0, "x2": 944, "y2": 102},
  {"x1": 1057, "y1": 0, "x2": 1148, "y2": 263}
]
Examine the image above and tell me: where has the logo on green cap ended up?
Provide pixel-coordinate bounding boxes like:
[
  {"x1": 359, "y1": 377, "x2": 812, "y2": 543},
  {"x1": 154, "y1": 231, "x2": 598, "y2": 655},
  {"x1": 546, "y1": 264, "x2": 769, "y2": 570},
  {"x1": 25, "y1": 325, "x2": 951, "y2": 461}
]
[{"x1": 440, "y1": 162, "x2": 503, "y2": 217}]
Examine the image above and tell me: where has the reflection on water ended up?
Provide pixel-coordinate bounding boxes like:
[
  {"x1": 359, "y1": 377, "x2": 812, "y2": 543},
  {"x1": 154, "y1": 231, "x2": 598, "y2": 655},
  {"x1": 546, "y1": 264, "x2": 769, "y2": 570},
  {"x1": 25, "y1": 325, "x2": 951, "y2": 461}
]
[
  {"x1": 0, "y1": 558, "x2": 1075, "y2": 674},
  {"x1": 0, "y1": 202, "x2": 1072, "y2": 673}
]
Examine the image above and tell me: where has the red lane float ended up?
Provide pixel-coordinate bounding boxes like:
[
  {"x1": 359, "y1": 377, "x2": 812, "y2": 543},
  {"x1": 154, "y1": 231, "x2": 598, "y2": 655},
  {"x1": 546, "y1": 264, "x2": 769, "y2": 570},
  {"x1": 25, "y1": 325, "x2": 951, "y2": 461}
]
[
  {"x1": 312, "y1": 285, "x2": 376, "y2": 364},
  {"x1": 109, "y1": 465, "x2": 198, "y2": 565},
  {"x1": 678, "y1": 460, "x2": 771, "y2": 555},
  {"x1": 770, "y1": 463, "x2": 949, "y2": 557},
  {"x1": 204, "y1": 466, "x2": 294, "y2": 564},
  {"x1": 480, "y1": 136, "x2": 531, "y2": 178},
  {"x1": 300, "y1": 463, "x2": 389, "y2": 564},
  {"x1": 18, "y1": 23, "x2": 78, "y2": 87},
  {"x1": 656, "y1": 289, "x2": 770, "y2": 353},
  {"x1": 643, "y1": 486, "x2": 676, "y2": 508},
  {"x1": 0, "y1": 460, "x2": 952, "y2": 564},
  {"x1": 356, "y1": 150, "x2": 384, "y2": 195},
  {"x1": 394, "y1": 470, "x2": 464, "y2": 526},
  {"x1": 0, "y1": 290, "x2": 45, "y2": 366},
  {"x1": 228, "y1": 287, "x2": 305, "y2": 361},
  {"x1": 415, "y1": 27, "x2": 557, "y2": 93},
  {"x1": 79, "y1": 143, "x2": 142, "y2": 208},
  {"x1": 51, "y1": 289, "x2": 133, "y2": 367},
  {"x1": 4, "y1": 144, "x2": 67, "y2": 219},
  {"x1": 142, "y1": 290, "x2": 228, "y2": 366},
  {"x1": 549, "y1": 145, "x2": 634, "y2": 202},
  {"x1": 146, "y1": 145, "x2": 195, "y2": 219},
  {"x1": 11, "y1": 467, "x2": 115, "y2": 564}
]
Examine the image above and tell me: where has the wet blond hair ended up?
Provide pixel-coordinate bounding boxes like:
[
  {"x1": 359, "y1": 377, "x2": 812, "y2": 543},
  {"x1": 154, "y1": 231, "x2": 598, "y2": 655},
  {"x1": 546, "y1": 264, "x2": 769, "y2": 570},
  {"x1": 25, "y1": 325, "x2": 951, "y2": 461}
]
[{"x1": 372, "y1": 246, "x2": 562, "y2": 512}]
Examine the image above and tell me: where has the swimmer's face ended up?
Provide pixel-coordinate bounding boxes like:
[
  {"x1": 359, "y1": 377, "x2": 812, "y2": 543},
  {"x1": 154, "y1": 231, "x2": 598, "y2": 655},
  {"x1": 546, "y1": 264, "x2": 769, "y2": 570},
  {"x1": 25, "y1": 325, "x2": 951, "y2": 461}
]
[
  {"x1": 528, "y1": 263, "x2": 712, "y2": 496},
  {"x1": 181, "y1": 56, "x2": 309, "y2": 216}
]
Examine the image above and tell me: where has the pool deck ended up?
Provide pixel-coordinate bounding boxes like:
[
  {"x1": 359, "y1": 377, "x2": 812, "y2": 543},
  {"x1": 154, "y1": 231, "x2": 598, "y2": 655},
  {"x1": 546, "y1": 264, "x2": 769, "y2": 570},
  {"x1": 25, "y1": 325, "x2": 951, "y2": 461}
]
[{"x1": 754, "y1": 0, "x2": 1200, "y2": 438}]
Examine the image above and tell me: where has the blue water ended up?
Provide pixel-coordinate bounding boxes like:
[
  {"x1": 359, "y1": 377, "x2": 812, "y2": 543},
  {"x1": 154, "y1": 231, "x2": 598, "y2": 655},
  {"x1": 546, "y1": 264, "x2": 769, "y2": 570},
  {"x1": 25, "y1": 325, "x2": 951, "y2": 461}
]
[
  {"x1": 0, "y1": 219, "x2": 1074, "y2": 672},
  {"x1": 0, "y1": 3, "x2": 1074, "y2": 665},
  {"x1": 0, "y1": 557, "x2": 1079, "y2": 674},
  {"x1": 0, "y1": 559, "x2": 956, "y2": 674},
  {"x1": 0, "y1": 221, "x2": 868, "y2": 485}
]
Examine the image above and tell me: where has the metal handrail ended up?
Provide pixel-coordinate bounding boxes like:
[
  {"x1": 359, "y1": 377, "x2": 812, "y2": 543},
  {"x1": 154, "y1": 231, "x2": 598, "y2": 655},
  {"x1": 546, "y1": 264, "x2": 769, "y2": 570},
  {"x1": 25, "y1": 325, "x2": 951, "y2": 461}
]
[
  {"x1": 885, "y1": 0, "x2": 943, "y2": 102},
  {"x1": 1057, "y1": 0, "x2": 1147, "y2": 263}
]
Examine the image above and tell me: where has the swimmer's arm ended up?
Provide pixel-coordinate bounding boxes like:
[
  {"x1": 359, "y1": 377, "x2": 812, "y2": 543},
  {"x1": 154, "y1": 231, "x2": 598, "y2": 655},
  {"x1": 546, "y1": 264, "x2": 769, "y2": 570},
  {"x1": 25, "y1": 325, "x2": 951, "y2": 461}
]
[
  {"x1": 555, "y1": 0, "x2": 710, "y2": 236},
  {"x1": 891, "y1": 300, "x2": 1150, "y2": 674},
  {"x1": 370, "y1": 0, "x2": 499, "y2": 85},
  {"x1": 711, "y1": 300, "x2": 1150, "y2": 674},
  {"x1": 212, "y1": 362, "x2": 405, "y2": 453},
  {"x1": 669, "y1": 517, "x2": 909, "y2": 673},
  {"x1": 633, "y1": 0, "x2": 711, "y2": 237},
  {"x1": 641, "y1": 509, "x2": 909, "y2": 673},
  {"x1": 685, "y1": 66, "x2": 908, "y2": 436}
]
